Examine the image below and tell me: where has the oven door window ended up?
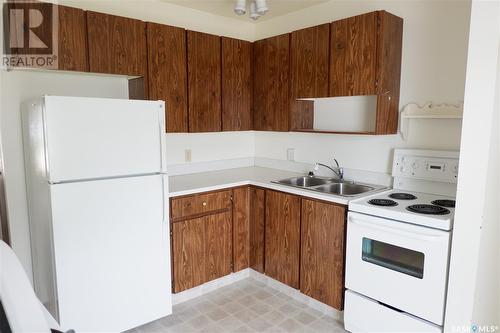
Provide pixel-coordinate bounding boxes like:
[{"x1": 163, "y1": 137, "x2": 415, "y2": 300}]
[{"x1": 362, "y1": 238, "x2": 425, "y2": 279}]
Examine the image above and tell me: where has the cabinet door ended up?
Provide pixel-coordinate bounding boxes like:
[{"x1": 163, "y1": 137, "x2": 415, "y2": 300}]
[
  {"x1": 205, "y1": 211, "x2": 233, "y2": 281},
  {"x1": 253, "y1": 34, "x2": 290, "y2": 131},
  {"x1": 265, "y1": 190, "x2": 301, "y2": 288},
  {"x1": 300, "y1": 199, "x2": 346, "y2": 310},
  {"x1": 291, "y1": 24, "x2": 330, "y2": 98},
  {"x1": 58, "y1": 5, "x2": 89, "y2": 72},
  {"x1": 330, "y1": 12, "x2": 378, "y2": 96},
  {"x1": 222, "y1": 38, "x2": 253, "y2": 131},
  {"x1": 232, "y1": 187, "x2": 250, "y2": 272},
  {"x1": 147, "y1": 23, "x2": 188, "y2": 133},
  {"x1": 172, "y1": 217, "x2": 206, "y2": 293},
  {"x1": 187, "y1": 31, "x2": 221, "y2": 132},
  {"x1": 249, "y1": 187, "x2": 265, "y2": 273},
  {"x1": 87, "y1": 11, "x2": 147, "y2": 78}
]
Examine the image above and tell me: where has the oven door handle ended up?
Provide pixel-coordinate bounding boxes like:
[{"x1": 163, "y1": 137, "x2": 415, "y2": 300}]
[{"x1": 348, "y1": 214, "x2": 449, "y2": 241}]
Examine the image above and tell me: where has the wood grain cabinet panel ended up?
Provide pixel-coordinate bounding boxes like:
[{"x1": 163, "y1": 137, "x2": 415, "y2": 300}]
[
  {"x1": 58, "y1": 5, "x2": 89, "y2": 72},
  {"x1": 187, "y1": 31, "x2": 222, "y2": 132},
  {"x1": 222, "y1": 38, "x2": 253, "y2": 131},
  {"x1": 375, "y1": 11, "x2": 403, "y2": 134},
  {"x1": 232, "y1": 186, "x2": 266, "y2": 273},
  {"x1": 172, "y1": 217, "x2": 206, "y2": 293},
  {"x1": 265, "y1": 190, "x2": 301, "y2": 288},
  {"x1": 249, "y1": 187, "x2": 265, "y2": 273},
  {"x1": 291, "y1": 24, "x2": 330, "y2": 98},
  {"x1": 147, "y1": 23, "x2": 188, "y2": 133},
  {"x1": 232, "y1": 187, "x2": 250, "y2": 272},
  {"x1": 330, "y1": 12, "x2": 378, "y2": 96},
  {"x1": 253, "y1": 34, "x2": 290, "y2": 131},
  {"x1": 87, "y1": 11, "x2": 147, "y2": 77},
  {"x1": 171, "y1": 190, "x2": 232, "y2": 221},
  {"x1": 300, "y1": 199, "x2": 346, "y2": 310},
  {"x1": 205, "y1": 211, "x2": 233, "y2": 281}
]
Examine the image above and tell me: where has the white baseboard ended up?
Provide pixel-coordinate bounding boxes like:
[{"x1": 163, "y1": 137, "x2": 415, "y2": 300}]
[
  {"x1": 172, "y1": 269, "x2": 251, "y2": 305},
  {"x1": 172, "y1": 268, "x2": 343, "y2": 321}
]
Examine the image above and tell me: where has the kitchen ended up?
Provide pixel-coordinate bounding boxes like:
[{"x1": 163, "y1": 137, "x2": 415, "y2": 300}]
[{"x1": 0, "y1": 0, "x2": 498, "y2": 333}]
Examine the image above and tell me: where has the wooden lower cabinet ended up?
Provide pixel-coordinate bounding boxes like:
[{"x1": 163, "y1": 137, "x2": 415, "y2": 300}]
[
  {"x1": 205, "y1": 211, "x2": 233, "y2": 281},
  {"x1": 171, "y1": 210, "x2": 232, "y2": 293},
  {"x1": 300, "y1": 199, "x2": 346, "y2": 310},
  {"x1": 232, "y1": 187, "x2": 251, "y2": 272},
  {"x1": 265, "y1": 190, "x2": 301, "y2": 289},
  {"x1": 249, "y1": 187, "x2": 265, "y2": 273},
  {"x1": 171, "y1": 186, "x2": 347, "y2": 309},
  {"x1": 172, "y1": 216, "x2": 206, "y2": 293},
  {"x1": 232, "y1": 186, "x2": 266, "y2": 273}
]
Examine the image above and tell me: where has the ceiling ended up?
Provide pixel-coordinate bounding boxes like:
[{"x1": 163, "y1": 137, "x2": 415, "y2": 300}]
[{"x1": 162, "y1": 0, "x2": 329, "y2": 22}]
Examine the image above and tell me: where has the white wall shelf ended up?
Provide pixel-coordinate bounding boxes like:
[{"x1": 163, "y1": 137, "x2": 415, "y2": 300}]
[{"x1": 400, "y1": 102, "x2": 463, "y2": 140}]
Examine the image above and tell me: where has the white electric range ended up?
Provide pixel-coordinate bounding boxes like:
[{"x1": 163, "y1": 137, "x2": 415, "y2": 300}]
[{"x1": 344, "y1": 149, "x2": 459, "y2": 333}]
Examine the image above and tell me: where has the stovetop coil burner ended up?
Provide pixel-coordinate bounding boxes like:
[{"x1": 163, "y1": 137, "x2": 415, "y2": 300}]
[
  {"x1": 368, "y1": 199, "x2": 398, "y2": 207},
  {"x1": 407, "y1": 204, "x2": 450, "y2": 215},
  {"x1": 389, "y1": 193, "x2": 417, "y2": 200},
  {"x1": 431, "y1": 200, "x2": 456, "y2": 208}
]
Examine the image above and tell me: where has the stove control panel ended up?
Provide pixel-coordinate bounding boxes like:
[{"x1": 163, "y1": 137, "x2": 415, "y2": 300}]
[{"x1": 392, "y1": 149, "x2": 459, "y2": 183}]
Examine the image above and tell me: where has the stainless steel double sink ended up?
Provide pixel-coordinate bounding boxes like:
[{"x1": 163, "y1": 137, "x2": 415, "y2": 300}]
[{"x1": 272, "y1": 176, "x2": 385, "y2": 197}]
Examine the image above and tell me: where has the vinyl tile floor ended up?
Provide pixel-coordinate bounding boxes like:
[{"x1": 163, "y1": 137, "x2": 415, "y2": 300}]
[{"x1": 128, "y1": 278, "x2": 347, "y2": 333}]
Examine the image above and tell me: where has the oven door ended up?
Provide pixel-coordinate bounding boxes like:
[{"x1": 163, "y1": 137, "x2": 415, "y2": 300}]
[{"x1": 346, "y1": 212, "x2": 450, "y2": 326}]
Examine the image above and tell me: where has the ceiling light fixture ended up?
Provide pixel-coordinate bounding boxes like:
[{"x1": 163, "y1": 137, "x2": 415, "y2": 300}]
[
  {"x1": 255, "y1": 0, "x2": 268, "y2": 15},
  {"x1": 234, "y1": 0, "x2": 268, "y2": 20},
  {"x1": 249, "y1": 1, "x2": 260, "y2": 20},
  {"x1": 234, "y1": 0, "x2": 246, "y2": 15}
]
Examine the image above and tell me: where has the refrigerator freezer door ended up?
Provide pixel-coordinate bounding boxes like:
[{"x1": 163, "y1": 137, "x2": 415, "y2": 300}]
[
  {"x1": 50, "y1": 175, "x2": 171, "y2": 332},
  {"x1": 44, "y1": 96, "x2": 165, "y2": 182}
]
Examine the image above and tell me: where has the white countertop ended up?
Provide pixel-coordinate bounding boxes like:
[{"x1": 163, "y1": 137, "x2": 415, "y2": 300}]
[{"x1": 168, "y1": 166, "x2": 388, "y2": 206}]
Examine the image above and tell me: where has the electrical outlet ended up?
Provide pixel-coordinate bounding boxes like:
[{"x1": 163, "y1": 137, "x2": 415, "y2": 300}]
[
  {"x1": 287, "y1": 148, "x2": 295, "y2": 162},
  {"x1": 185, "y1": 149, "x2": 192, "y2": 162}
]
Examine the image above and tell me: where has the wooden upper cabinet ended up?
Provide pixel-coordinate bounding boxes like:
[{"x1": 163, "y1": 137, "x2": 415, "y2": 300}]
[
  {"x1": 87, "y1": 11, "x2": 147, "y2": 78},
  {"x1": 147, "y1": 23, "x2": 188, "y2": 133},
  {"x1": 58, "y1": 5, "x2": 89, "y2": 72},
  {"x1": 187, "y1": 31, "x2": 222, "y2": 132},
  {"x1": 265, "y1": 190, "x2": 301, "y2": 289},
  {"x1": 330, "y1": 12, "x2": 378, "y2": 96},
  {"x1": 300, "y1": 199, "x2": 346, "y2": 310},
  {"x1": 253, "y1": 34, "x2": 290, "y2": 132},
  {"x1": 221, "y1": 38, "x2": 253, "y2": 131},
  {"x1": 291, "y1": 24, "x2": 330, "y2": 98},
  {"x1": 374, "y1": 11, "x2": 403, "y2": 134},
  {"x1": 330, "y1": 10, "x2": 403, "y2": 134}
]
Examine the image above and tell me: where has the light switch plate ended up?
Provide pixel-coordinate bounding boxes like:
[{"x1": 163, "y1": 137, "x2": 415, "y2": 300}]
[{"x1": 287, "y1": 148, "x2": 295, "y2": 162}]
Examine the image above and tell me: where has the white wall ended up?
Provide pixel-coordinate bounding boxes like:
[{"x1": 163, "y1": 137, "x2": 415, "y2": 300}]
[
  {"x1": 445, "y1": 0, "x2": 500, "y2": 330},
  {"x1": 254, "y1": 0, "x2": 469, "y2": 174},
  {"x1": 470, "y1": 12, "x2": 500, "y2": 329}
]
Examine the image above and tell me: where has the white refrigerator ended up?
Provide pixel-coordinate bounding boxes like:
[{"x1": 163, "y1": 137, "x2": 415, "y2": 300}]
[{"x1": 22, "y1": 96, "x2": 172, "y2": 332}]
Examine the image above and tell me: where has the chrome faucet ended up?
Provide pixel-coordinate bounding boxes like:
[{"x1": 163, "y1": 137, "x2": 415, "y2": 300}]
[{"x1": 314, "y1": 158, "x2": 344, "y2": 181}]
